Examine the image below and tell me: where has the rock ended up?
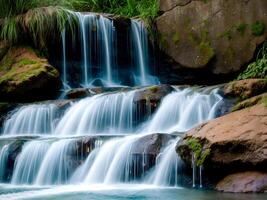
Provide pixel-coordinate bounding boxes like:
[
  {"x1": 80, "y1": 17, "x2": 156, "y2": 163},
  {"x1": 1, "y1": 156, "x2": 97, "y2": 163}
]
[
  {"x1": 231, "y1": 92, "x2": 267, "y2": 112},
  {"x1": 159, "y1": 0, "x2": 191, "y2": 12},
  {"x1": 224, "y1": 79, "x2": 267, "y2": 100},
  {"x1": 131, "y1": 133, "x2": 175, "y2": 156},
  {"x1": 177, "y1": 104, "x2": 267, "y2": 170},
  {"x1": 0, "y1": 46, "x2": 62, "y2": 101},
  {"x1": 216, "y1": 171, "x2": 267, "y2": 193},
  {"x1": 0, "y1": 103, "x2": 18, "y2": 129},
  {"x1": 156, "y1": 0, "x2": 267, "y2": 74}
]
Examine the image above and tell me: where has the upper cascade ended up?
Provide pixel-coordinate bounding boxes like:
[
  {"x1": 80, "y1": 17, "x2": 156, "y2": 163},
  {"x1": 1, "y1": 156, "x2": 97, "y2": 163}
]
[
  {"x1": 61, "y1": 13, "x2": 158, "y2": 88},
  {"x1": 1, "y1": 86, "x2": 224, "y2": 136}
]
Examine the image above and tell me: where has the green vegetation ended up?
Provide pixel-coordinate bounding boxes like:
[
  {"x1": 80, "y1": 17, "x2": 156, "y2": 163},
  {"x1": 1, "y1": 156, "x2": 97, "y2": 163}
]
[
  {"x1": 251, "y1": 21, "x2": 265, "y2": 36},
  {"x1": 236, "y1": 23, "x2": 247, "y2": 36},
  {"x1": 237, "y1": 42, "x2": 267, "y2": 80},
  {"x1": 0, "y1": 0, "x2": 159, "y2": 46},
  {"x1": 186, "y1": 138, "x2": 210, "y2": 166}
]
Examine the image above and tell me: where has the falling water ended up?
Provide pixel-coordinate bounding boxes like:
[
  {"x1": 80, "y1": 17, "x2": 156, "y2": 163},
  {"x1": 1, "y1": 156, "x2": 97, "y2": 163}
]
[
  {"x1": 131, "y1": 20, "x2": 159, "y2": 86},
  {"x1": 55, "y1": 91, "x2": 136, "y2": 135},
  {"x1": 149, "y1": 139, "x2": 181, "y2": 186},
  {"x1": 11, "y1": 141, "x2": 50, "y2": 184},
  {"x1": 2, "y1": 104, "x2": 57, "y2": 135},
  {"x1": 0, "y1": 144, "x2": 9, "y2": 181},
  {"x1": 98, "y1": 15, "x2": 114, "y2": 84},
  {"x1": 35, "y1": 139, "x2": 77, "y2": 185},
  {"x1": 144, "y1": 88, "x2": 223, "y2": 133}
]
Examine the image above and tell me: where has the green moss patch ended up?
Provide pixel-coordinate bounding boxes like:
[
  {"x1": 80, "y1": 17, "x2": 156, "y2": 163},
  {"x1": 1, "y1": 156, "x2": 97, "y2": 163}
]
[
  {"x1": 186, "y1": 138, "x2": 211, "y2": 166},
  {"x1": 251, "y1": 21, "x2": 265, "y2": 36}
]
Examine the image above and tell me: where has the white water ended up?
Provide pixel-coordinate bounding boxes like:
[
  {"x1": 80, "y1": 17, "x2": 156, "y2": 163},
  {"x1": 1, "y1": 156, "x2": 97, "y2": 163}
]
[
  {"x1": 3, "y1": 104, "x2": 57, "y2": 135},
  {"x1": 0, "y1": 86, "x2": 225, "y2": 189},
  {"x1": 35, "y1": 139, "x2": 76, "y2": 185},
  {"x1": 0, "y1": 144, "x2": 9, "y2": 181},
  {"x1": 143, "y1": 88, "x2": 223, "y2": 133},
  {"x1": 55, "y1": 91, "x2": 136, "y2": 135},
  {"x1": 149, "y1": 139, "x2": 181, "y2": 186},
  {"x1": 11, "y1": 141, "x2": 50, "y2": 184},
  {"x1": 131, "y1": 20, "x2": 159, "y2": 86}
]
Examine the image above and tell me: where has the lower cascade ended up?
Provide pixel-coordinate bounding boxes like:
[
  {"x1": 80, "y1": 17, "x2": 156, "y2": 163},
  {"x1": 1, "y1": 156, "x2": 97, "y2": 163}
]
[{"x1": 0, "y1": 85, "x2": 225, "y2": 188}]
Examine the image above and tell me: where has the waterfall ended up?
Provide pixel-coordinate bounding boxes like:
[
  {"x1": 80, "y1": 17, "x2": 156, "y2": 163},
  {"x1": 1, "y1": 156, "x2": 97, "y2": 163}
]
[
  {"x1": 0, "y1": 144, "x2": 9, "y2": 181},
  {"x1": 131, "y1": 20, "x2": 159, "y2": 86},
  {"x1": 55, "y1": 91, "x2": 136, "y2": 135},
  {"x1": 2, "y1": 104, "x2": 57, "y2": 135},
  {"x1": 98, "y1": 15, "x2": 114, "y2": 85},
  {"x1": 11, "y1": 141, "x2": 50, "y2": 184},
  {"x1": 143, "y1": 88, "x2": 223, "y2": 133},
  {"x1": 148, "y1": 139, "x2": 182, "y2": 186},
  {"x1": 35, "y1": 139, "x2": 78, "y2": 185},
  {"x1": 60, "y1": 13, "x2": 159, "y2": 88}
]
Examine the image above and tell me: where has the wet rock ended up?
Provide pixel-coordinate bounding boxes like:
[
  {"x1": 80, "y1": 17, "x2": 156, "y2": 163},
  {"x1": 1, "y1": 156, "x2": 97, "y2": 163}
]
[
  {"x1": 177, "y1": 104, "x2": 267, "y2": 171},
  {"x1": 224, "y1": 79, "x2": 267, "y2": 100},
  {"x1": 156, "y1": 0, "x2": 267, "y2": 75},
  {"x1": 216, "y1": 171, "x2": 267, "y2": 193},
  {"x1": 0, "y1": 46, "x2": 62, "y2": 102}
]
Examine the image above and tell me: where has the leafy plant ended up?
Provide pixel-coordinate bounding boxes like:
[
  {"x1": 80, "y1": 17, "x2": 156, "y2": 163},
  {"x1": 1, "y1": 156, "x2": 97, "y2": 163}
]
[{"x1": 237, "y1": 42, "x2": 267, "y2": 80}]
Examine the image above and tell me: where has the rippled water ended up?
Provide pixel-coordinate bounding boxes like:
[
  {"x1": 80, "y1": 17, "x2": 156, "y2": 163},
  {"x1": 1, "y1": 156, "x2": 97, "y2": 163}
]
[{"x1": 0, "y1": 185, "x2": 266, "y2": 200}]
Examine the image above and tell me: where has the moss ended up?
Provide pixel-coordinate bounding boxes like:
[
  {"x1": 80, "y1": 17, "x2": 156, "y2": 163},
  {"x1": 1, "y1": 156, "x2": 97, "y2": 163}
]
[
  {"x1": 198, "y1": 41, "x2": 215, "y2": 64},
  {"x1": 236, "y1": 23, "x2": 247, "y2": 36},
  {"x1": 251, "y1": 21, "x2": 265, "y2": 36},
  {"x1": 219, "y1": 30, "x2": 232, "y2": 40},
  {"x1": 17, "y1": 58, "x2": 37, "y2": 66},
  {"x1": 231, "y1": 93, "x2": 267, "y2": 111},
  {"x1": 172, "y1": 32, "x2": 180, "y2": 45},
  {"x1": 186, "y1": 138, "x2": 210, "y2": 166}
]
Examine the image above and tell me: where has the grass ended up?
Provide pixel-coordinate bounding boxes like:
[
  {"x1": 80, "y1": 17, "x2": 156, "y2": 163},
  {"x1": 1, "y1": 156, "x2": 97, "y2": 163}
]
[{"x1": 0, "y1": 0, "x2": 159, "y2": 47}]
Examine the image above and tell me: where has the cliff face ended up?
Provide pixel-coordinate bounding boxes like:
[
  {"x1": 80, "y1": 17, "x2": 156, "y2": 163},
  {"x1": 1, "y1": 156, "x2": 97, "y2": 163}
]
[{"x1": 156, "y1": 0, "x2": 267, "y2": 75}]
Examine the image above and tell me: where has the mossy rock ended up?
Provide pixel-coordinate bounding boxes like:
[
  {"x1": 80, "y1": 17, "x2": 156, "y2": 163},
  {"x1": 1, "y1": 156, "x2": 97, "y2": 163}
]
[
  {"x1": 231, "y1": 93, "x2": 267, "y2": 111},
  {"x1": 0, "y1": 46, "x2": 61, "y2": 102}
]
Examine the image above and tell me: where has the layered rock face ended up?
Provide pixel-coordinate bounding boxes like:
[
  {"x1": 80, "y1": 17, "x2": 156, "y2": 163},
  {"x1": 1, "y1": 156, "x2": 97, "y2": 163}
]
[
  {"x1": 157, "y1": 0, "x2": 267, "y2": 75},
  {"x1": 0, "y1": 46, "x2": 61, "y2": 101},
  {"x1": 176, "y1": 103, "x2": 267, "y2": 192}
]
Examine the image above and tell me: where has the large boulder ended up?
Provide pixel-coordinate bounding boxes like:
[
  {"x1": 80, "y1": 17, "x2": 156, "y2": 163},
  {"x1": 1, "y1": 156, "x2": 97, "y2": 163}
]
[
  {"x1": 0, "y1": 46, "x2": 61, "y2": 101},
  {"x1": 156, "y1": 0, "x2": 267, "y2": 75},
  {"x1": 177, "y1": 104, "x2": 267, "y2": 172},
  {"x1": 216, "y1": 171, "x2": 267, "y2": 193}
]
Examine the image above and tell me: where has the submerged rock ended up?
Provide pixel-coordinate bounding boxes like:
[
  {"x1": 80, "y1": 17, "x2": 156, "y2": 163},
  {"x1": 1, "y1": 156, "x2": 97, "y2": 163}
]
[
  {"x1": 156, "y1": 0, "x2": 267, "y2": 75},
  {"x1": 216, "y1": 171, "x2": 267, "y2": 193},
  {"x1": 0, "y1": 46, "x2": 61, "y2": 102}
]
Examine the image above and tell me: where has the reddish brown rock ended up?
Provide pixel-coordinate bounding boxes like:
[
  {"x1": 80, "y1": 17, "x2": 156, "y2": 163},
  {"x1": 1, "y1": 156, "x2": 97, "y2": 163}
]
[
  {"x1": 216, "y1": 171, "x2": 267, "y2": 193},
  {"x1": 224, "y1": 79, "x2": 267, "y2": 99},
  {"x1": 177, "y1": 104, "x2": 267, "y2": 168}
]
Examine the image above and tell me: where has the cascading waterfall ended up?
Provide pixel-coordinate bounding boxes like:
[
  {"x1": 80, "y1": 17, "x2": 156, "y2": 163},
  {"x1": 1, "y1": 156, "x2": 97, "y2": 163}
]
[
  {"x1": 60, "y1": 13, "x2": 158, "y2": 88},
  {"x1": 0, "y1": 86, "x2": 225, "y2": 189},
  {"x1": 143, "y1": 88, "x2": 223, "y2": 133},
  {"x1": 35, "y1": 139, "x2": 78, "y2": 185},
  {"x1": 2, "y1": 104, "x2": 57, "y2": 135},
  {"x1": 11, "y1": 141, "x2": 50, "y2": 184},
  {"x1": 55, "y1": 91, "x2": 136, "y2": 135}
]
